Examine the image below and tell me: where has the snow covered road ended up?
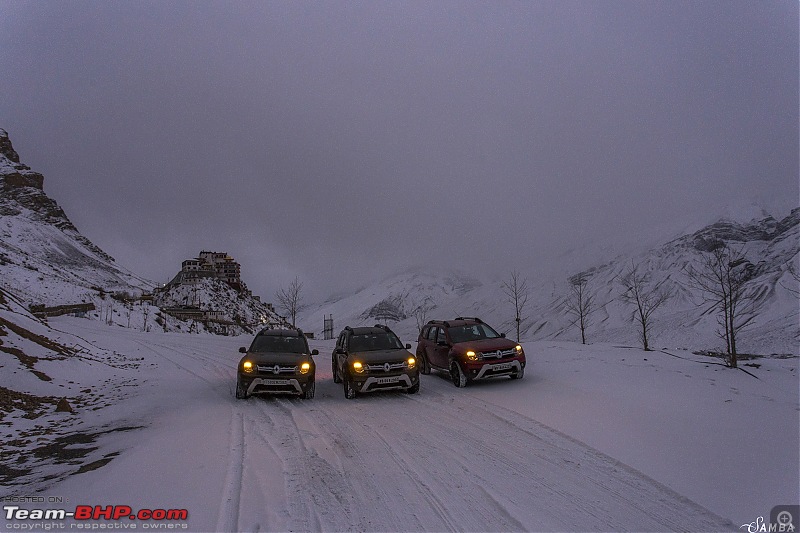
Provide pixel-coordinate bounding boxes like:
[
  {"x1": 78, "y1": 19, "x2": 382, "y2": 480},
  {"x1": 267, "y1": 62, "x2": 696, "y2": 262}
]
[{"x1": 30, "y1": 320, "x2": 749, "y2": 532}]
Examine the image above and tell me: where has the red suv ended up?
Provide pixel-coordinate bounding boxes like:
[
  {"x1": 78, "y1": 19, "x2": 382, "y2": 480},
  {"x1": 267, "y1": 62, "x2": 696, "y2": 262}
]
[{"x1": 416, "y1": 317, "x2": 525, "y2": 387}]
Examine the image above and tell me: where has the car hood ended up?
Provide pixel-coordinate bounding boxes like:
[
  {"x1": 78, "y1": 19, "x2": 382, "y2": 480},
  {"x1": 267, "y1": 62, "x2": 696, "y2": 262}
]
[
  {"x1": 454, "y1": 338, "x2": 519, "y2": 353},
  {"x1": 240, "y1": 352, "x2": 314, "y2": 365},
  {"x1": 349, "y1": 348, "x2": 412, "y2": 363}
]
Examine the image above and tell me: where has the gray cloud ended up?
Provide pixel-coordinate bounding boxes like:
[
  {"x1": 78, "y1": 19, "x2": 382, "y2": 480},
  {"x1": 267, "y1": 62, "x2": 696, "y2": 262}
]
[{"x1": 1, "y1": 1, "x2": 797, "y2": 301}]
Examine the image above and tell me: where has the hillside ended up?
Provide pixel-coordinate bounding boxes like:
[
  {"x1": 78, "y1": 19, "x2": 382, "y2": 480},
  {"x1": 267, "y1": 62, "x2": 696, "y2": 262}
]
[
  {"x1": 0, "y1": 129, "x2": 152, "y2": 306},
  {"x1": 153, "y1": 277, "x2": 287, "y2": 335},
  {"x1": 301, "y1": 209, "x2": 800, "y2": 355}
]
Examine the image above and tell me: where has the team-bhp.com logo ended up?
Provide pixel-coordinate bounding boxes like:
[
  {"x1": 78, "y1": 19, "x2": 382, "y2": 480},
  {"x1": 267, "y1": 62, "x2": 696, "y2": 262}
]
[
  {"x1": 5, "y1": 505, "x2": 188, "y2": 528},
  {"x1": 741, "y1": 506, "x2": 799, "y2": 533}
]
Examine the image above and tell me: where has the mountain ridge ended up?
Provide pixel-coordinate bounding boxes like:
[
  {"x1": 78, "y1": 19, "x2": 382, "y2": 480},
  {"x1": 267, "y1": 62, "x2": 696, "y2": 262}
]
[{"x1": 301, "y1": 209, "x2": 799, "y2": 354}]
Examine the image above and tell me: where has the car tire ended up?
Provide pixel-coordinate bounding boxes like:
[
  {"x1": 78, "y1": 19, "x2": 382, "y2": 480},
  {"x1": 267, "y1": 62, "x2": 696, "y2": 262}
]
[
  {"x1": 235, "y1": 379, "x2": 248, "y2": 399},
  {"x1": 406, "y1": 381, "x2": 420, "y2": 394},
  {"x1": 450, "y1": 361, "x2": 468, "y2": 388},
  {"x1": 332, "y1": 358, "x2": 342, "y2": 384},
  {"x1": 419, "y1": 353, "x2": 431, "y2": 375},
  {"x1": 344, "y1": 375, "x2": 357, "y2": 399},
  {"x1": 304, "y1": 380, "x2": 315, "y2": 399},
  {"x1": 510, "y1": 365, "x2": 524, "y2": 380}
]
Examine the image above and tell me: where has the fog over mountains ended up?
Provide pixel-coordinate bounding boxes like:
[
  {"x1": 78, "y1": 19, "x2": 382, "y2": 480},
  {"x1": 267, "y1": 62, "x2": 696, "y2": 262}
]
[
  {"x1": 301, "y1": 210, "x2": 799, "y2": 355},
  {"x1": 1, "y1": 127, "x2": 798, "y2": 354}
]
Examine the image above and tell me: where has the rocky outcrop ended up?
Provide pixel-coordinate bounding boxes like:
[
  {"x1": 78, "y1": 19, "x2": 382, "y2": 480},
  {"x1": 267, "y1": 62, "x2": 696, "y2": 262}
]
[
  {"x1": 0, "y1": 129, "x2": 21, "y2": 162},
  {"x1": 0, "y1": 129, "x2": 114, "y2": 262},
  {"x1": 687, "y1": 208, "x2": 799, "y2": 252},
  {"x1": 0, "y1": 129, "x2": 44, "y2": 190}
]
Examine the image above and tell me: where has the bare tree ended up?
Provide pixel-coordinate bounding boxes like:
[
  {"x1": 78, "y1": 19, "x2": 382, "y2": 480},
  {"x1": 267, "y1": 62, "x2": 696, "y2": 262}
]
[
  {"x1": 502, "y1": 271, "x2": 529, "y2": 342},
  {"x1": 565, "y1": 272, "x2": 594, "y2": 344},
  {"x1": 686, "y1": 242, "x2": 757, "y2": 367},
  {"x1": 275, "y1": 276, "x2": 307, "y2": 328},
  {"x1": 411, "y1": 297, "x2": 435, "y2": 333},
  {"x1": 619, "y1": 261, "x2": 671, "y2": 352}
]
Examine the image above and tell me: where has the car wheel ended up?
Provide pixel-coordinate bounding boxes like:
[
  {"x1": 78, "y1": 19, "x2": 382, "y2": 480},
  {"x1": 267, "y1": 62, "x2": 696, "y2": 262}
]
[
  {"x1": 332, "y1": 359, "x2": 342, "y2": 384},
  {"x1": 510, "y1": 365, "x2": 524, "y2": 380},
  {"x1": 343, "y1": 375, "x2": 357, "y2": 399},
  {"x1": 304, "y1": 380, "x2": 315, "y2": 399},
  {"x1": 450, "y1": 361, "x2": 468, "y2": 388},
  {"x1": 235, "y1": 379, "x2": 248, "y2": 399},
  {"x1": 419, "y1": 353, "x2": 431, "y2": 375},
  {"x1": 406, "y1": 381, "x2": 420, "y2": 394}
]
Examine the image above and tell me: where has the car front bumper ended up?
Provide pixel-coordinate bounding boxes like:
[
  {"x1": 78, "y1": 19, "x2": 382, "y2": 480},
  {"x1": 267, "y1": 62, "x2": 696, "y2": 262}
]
[
  {"x1": 352, "y1": 373, "x2": 418, "y2": 393},
  {"x1": 240, "y1": 375, "x2": 313, "y2": 396},
  {"x1": 465, "y1": 359, "x2": 524, "y2": 380}
]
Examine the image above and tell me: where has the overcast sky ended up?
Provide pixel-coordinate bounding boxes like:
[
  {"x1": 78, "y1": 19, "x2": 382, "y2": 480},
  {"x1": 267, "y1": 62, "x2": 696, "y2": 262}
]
[{"x1": 1, "y1": 1, "x2": 797, "y2": 301}]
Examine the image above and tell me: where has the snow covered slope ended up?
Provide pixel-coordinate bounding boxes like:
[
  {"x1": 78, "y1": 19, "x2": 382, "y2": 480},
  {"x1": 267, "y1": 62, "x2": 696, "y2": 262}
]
[
  {"x1": 153, "y1": 277, "x2": 287, "y2": 334},
  {"x1": 0, "y1": 129, "x2": 152, "y2": 307},
  {"x1": 302, "y1": 209, "x2": 800, "y2": 355},
  {"x1": 4, "y1": 316, "x2": 796, "y2": 530},
  {"x1": 0, "y1": 287, "x2": 145, "y2": 488}
]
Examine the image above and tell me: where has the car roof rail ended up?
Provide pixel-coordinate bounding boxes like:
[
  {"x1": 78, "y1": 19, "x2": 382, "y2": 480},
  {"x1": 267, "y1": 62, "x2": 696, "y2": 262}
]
[{"x1": 455, "y1": 316, "x2": 483, "y2": 323}]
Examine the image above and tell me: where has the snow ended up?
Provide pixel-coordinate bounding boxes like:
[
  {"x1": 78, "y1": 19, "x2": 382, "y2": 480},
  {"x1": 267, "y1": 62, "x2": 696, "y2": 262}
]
[{"x1": 3, "y1": 315, "x2": 796, "y2": 531}]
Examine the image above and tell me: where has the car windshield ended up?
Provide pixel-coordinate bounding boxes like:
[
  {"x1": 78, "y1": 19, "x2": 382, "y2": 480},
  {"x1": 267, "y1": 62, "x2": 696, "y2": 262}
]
[
  {"x1": 448, "y1": 324, "x2": 501, "y2": 343},
  {"x1": 250, "y1": 335, "x2": 308, "y2": 353},
  {"x1": 349, "y1": 332, "x2": 404, "y2": 352}
]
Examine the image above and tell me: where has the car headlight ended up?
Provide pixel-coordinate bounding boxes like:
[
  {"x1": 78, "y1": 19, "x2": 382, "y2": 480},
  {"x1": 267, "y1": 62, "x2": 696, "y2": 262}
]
[
  {"x1": 353, "y1": 361, "x2": 365, "y2": 373},
  {"x1": 243, "y1": 361, "x2": 254, "y2": 373},
  {"x1": 515, "y1": 345, "x2": 523, "y2": 353},
  {"x1": 300, "y1": 362, "x2": 311, "y2": 374},
  {"x1": 407, "y1": 357, "x2": 416, "y2": 369},
  {"x1": 466, "y1": 350, "x2": 479, "y2": 361}
]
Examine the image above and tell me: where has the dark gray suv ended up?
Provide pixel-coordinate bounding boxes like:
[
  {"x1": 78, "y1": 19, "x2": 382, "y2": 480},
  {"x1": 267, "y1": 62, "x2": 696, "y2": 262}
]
[
  {"x1": 332, "y1": 325, "x2": 419, "y2": 399},
  {"x1": 236, "y1": 328, "x2": 318, "y2": 399}
]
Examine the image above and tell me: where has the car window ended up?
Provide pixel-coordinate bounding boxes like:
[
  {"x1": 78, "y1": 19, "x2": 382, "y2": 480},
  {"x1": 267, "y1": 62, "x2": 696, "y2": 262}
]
[
  {"x1": 424, "y1": 326, "x2": 436, "y2": 340},
  {"x1": 250, "y1": 335, "x2": 308, "y2": 353},
  {"x1": 349, "y1": 332, "x2": 404, "y2": 352},
  {"x1": 447, "y1": 324, "x2": 500, "y2": 343},
  {"x1": 434, "y1": 327, "x2": 447, "y2": 344}
]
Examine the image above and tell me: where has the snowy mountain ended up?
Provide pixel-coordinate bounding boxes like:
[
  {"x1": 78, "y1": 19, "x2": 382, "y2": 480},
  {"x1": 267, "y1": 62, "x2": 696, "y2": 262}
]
[
  {"x1": 0, "y1": 129, "x2": 152, "y2": 307},
  {"x1": 153, "y1": 277, "x2": 287, "y2": 335},
  {"x1": 301, "y1": 209, "x2": 800, "y2": 354}
]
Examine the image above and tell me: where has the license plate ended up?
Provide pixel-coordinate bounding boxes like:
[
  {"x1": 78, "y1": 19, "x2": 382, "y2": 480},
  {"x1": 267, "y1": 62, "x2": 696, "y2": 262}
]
[
  {"x1": 377, "y1": 377, "x2": 400, "y2": 384},
  {"x1": 492, "y1": 363, "x2": 512, "y2": 371},
  {"x1": 262, "y1": 379, "x2": 286, "y2": 386}
]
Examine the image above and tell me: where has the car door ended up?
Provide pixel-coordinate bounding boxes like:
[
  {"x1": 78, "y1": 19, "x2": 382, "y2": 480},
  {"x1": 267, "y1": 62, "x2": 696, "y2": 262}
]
[
  {"x1": 430, "y1": 327, "x2": 450, "y2": 369},
  {"x1": 421, "y1": 326, "x2": 438, "y2": 368},
  {"x1": 334, "y1": 332, "x2": 346, "y2": 375}
]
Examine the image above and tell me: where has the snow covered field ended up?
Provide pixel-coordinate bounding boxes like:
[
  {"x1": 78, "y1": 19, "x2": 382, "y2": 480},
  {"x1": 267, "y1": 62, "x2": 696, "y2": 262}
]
[{"x1": 3, "y1": 316, "x2": 798, "y2": 532}]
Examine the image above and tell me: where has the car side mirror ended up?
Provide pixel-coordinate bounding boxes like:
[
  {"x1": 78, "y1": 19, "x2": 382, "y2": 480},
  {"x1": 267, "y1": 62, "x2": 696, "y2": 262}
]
[
  {"x1": 437, "y1": 340, "x2": 448, "y2": 347},
  {"x1": 311, "y1": 349, "x2": 319, "y2": 356},
  {"x1": 500, "y1": 333, "x2": 506, "y2": 338},
  {"x1": 335, "y1": 348, "x2": 345, "y2": 355},
  {"x1": 405, "y1": 343, "x2": 411, "y2": 350},
  {"x1": 239, "y1": 347, "x2": 247, "y2": 353}
]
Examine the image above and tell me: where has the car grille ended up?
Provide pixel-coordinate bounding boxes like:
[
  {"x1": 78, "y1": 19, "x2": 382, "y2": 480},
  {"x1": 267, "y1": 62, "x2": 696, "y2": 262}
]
[
  {"x1": 480, "y1": 348, "x2": 516, "y2": 359},
  {"x1": 365, "y1": 361, "x2": 407, "y2": 372},
  {"x1": 256, "y1": 364, "x2": 298, "y2": 374}
]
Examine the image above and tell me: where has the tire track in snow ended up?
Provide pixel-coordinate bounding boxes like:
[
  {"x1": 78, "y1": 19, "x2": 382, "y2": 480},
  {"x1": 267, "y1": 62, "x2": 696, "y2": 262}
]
[
  {"x1": 215, "y1": 411, "x2": 245, "y2": 533},
  {"x1": 366, "y1": 420, "x2": 472, "y2": 532},
  {"x1": 242, "y1": 398, "x2": 349, "y2": 532},
  {"x1": 402, "y1": 389, "x2": 734, "y2": 531}
]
